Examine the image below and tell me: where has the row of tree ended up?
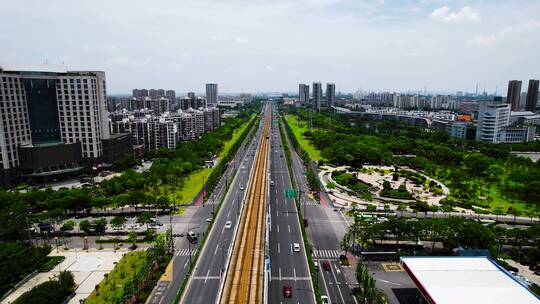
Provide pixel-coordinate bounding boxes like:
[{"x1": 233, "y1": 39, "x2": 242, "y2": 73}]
[{"x1": 342, "y1": 215, "x2": 540, "y2": 257}]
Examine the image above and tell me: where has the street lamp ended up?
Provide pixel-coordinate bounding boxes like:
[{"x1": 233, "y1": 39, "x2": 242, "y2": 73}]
[
  {"x1": 54, "y1": 236, "x2": 59, "y2": 253},
  {"x1": 84, "y1": 236, "x2": 88, "y2": 252}
]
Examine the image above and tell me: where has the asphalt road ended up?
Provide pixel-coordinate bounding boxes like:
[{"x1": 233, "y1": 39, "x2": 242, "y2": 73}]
[
  {"x1": 268, "y1": 105, "x2": 316, "y2": 304},
  {"x1": 281, "y1": 112, "x2": 357, "y2": 304},
  {"x1": 179, "y1": 116, "x2": 267, "y2": 304},
  {"x1": 147, "y1": 116, "x2": 262, "y2": 304}
]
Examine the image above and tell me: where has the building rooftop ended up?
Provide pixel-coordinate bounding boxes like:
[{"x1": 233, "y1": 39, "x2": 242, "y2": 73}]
[
  {"x1": 0, "y1": 63, "x2": 68, "y2": 73},
  {"x1": 401, "y1": 257, "x2": 540, "y2": 304}
]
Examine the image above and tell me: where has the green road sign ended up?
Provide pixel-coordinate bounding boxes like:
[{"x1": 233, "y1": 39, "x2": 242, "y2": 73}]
[{"x1": 285, "y1": 189, "x2": 297, "y2": 198}]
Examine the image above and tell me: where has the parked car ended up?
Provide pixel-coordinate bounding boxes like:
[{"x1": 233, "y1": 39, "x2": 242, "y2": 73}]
[
  {"x1": 128, "y1": 224, "x2": 140, "y2": 230},
  {"x1": 323, "y1": 260, "x2": 331, "y2": 271},
  {"x1": 283, "y1": 285, "x2": 292, "y2": 298},
  {"x1": 528, "y1": 265, "x2": 539, "y2": 271},
  {"x1": 314, "y1": 261, "x2": 319, "y2": 271},
  {"x1": 113, "y1": 225, "x2": 125, "y2": 231}
]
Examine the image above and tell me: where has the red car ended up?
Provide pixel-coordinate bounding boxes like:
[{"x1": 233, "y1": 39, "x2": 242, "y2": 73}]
[
  {"x1": 323, "y1": 260, "x2": 331, "y2": 271},
  {"x1": 283, "y1": 285, "x2": 292, "y2": 298}
]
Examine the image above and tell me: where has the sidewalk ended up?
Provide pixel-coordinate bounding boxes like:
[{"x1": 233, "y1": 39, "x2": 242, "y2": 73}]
[{"x1": 1, "y1": 248, "x2": 130, "y2": 304}]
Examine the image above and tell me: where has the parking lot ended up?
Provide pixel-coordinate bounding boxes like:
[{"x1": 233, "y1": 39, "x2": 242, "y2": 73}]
[{"x1": 367, "y1": 262, "x2": 425, "y2": 304}]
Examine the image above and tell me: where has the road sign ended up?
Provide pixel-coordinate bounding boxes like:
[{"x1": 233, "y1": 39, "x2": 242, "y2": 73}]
[{"x1": 285, "y1": 189, "x2": 297, "y2": 198}]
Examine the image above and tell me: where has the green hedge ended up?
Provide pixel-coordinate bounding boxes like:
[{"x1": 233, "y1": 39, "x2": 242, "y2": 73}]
[{"x1": 13, "y1": 271, "x2": 75, "y2": 304}]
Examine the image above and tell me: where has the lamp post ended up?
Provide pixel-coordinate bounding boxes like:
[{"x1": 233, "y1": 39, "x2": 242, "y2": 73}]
[
  {"x1": 84, "y1": 236, "x2": 88, "y2": 252},
  {"x1": 54, "y1": 236, "x2": 59, "y2": 253}
]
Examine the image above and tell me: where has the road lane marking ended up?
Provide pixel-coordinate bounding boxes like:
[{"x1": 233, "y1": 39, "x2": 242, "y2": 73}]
[
  {"x1": 279, "y1": 267, "x2": 282, "y2": 281},
  {"x1": 278, "y1": 243, "x2": 280, "y2": 254},
  {"x1": 288, "y1": 225, "x2": 291, "y2": 233},
  {"x1": 330, "y1": 262, "x2": 346, "y2": 304},
  {"x1": 214, "y1": 244, "x2": 219, "y2": 255},
  {"x1": 293, "y1": 267, "x2": 297, "y2": 281},
  {"x1": 270, "y1": 277, "x2": 311, "y2": 281},
  {"x1": 277, "y1": 225, "x2": 279, "y2": 233}
]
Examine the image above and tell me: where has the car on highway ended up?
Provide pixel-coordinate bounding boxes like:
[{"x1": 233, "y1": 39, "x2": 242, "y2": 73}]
[
  {"x1": 270, "y1": 180, "x2": 275, "y2": 186},
  {"x1": 322, "y1": 260, "x2": 331, "y2": 271},
  {"x1": 283, "y1": 285, "x2": 292, "y2": 298},
  {"x1": 321, "y1": 295, "x2": 329, "y2": 304},
  {"x1": 187, "y1": 231, "x2": 198, "y2": 243},
  {"x1": 206, "y1": 218, "x2": 212, "y2": 223},
  {"x1": 240, "y1": 185, "x2": 245, "y2": 190},
  {"x1": 225, "y1": 221, "x2": 232, "y2": 229},
  {"x1": 293, "y1": 243, "x2": 300, "y2": 252}
]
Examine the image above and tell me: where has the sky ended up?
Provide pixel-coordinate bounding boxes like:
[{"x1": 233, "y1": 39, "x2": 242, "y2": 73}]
[{"x1": 1, "y1": 0, "x2": 539, "y2": 94}]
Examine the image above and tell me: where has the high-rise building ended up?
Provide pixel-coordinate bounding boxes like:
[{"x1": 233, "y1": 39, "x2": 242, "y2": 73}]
[
  {"x1": 298, "y1": 84, "x2": 310, "y2": 106},
  {"x1": 526, "y1": 79, "x2": 539, "y2": 112},
  {"x1": 326, "y1": 83, "x2": 336, "y2": 108},
  {"x1": 206, "y1": 83, "x2": 218, "y2": 107},
  {"x1": 166, "y1": 89, "x2": 176, "y2": 101},
  {"x1": 0, "y1": 64, "x2": 124, "y2": 186},
  {"x1": 476, "y1": 103, "x2": 510, "y2": 143},
  {"x1": 312, "y1": 82, "x2": 322, "y2": 111},
  {"x1": 507, "y1": 80, "x2": 522, "y2": 111}
]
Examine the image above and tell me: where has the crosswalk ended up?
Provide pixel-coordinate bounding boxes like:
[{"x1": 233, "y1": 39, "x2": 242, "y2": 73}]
[
  {"x1": 175, "y1": 249, "x2": 196, "y2": 256},
  {"x1": 300, "y1": 201, "x2": 319, "y2": 206},
  {"x1": 313, "y1": 249, "x2": 341, "y2": 259}
]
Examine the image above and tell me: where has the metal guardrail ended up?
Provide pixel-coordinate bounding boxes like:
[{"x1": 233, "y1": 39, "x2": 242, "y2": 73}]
[{"x1": 0, "y1": 270, "x2": 39, "y2": 302}]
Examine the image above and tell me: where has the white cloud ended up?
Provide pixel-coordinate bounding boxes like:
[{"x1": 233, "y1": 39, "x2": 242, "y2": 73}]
[
  {"x1": 430, "y1": 6, "x2": 480, "y2": 23},
  {"x1": 468, "y1": 19, "x2": 540, "y2": 46},
  {"x1": 265, "y1": 65, "x2": 274, "y2": 72},
  {"x1": 234, "y1": 37, "x2": 249, "y2": 44}
]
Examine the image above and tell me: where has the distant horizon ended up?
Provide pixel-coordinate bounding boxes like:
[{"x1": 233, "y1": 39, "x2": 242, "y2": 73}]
[{"x1": 1, "y1": 0, "x2": 539, "y2": 93}]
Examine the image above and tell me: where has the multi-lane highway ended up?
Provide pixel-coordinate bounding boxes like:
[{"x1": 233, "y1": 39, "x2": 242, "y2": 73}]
[
  {"x1": 268, "y1": 105, "x2": 316, "y2": 304},
  {"x1": 179, "y1": 112, "x2": 267, "y2": 304},
  {"x1": 281, "y1": 113, "x2": 357, "y2": 304},
  {"x1": 147, "y1": 115, "x2": 261, "y2": 304}
]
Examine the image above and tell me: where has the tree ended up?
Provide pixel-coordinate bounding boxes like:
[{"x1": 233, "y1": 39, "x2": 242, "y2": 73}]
[
  {"x1": 341, "y1": 231, "x2": 352, "y2": 256},
  {"x1": 79, "y1": 220, "x2": 91, "y2": 235},
  {"x1": 137, "y1": 211, "x2": 153, "y2": 230},
  {"x1": 397, "y1": 204, "x2": 406, "y2": 216},
  {"x1": 463, "y1": 153, "x2": 494, "y2": 176},
  {"x1": 110, "y1": 216, "x2": 127, "y2": 228},
  {"x1": 94, "y1": 218, "x2": 108, "y2": 234},
  {"x1": 155, "y1": 196, "x2": 170, "y2": 212},
  {"x1": 127, "y1": 231, "x2": 138, "y2": 249}
]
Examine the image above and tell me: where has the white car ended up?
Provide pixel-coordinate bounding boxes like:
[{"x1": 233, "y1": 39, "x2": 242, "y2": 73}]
[
  {"x1": 206, "y1": 218, "x2": 212, "y2": 223},
  {"x1": 128, "y1": 224, "x2": 140, "y2": 230},
  {"x1": 240, "y1": 185, "x2": 245, "y2": 190},
  {"x1": 293, "y1": 243, "x2": 300, "y2": 252},
  {"x1": 321, "y1": 295, "x2": 329, "y2": 304},
  {"x1": 113, "y1": 225, "x2": 125, "y2": 231},
  {"x1": 225, "y1": 221, "x2": 232, "y2": 229}
]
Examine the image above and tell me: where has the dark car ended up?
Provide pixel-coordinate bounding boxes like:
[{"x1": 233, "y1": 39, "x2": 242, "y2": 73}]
[
  {"x1": 323, "y1": 260, "x2": 331, "y2": 271},
  {"x1": 535, "y1": 270, "x2": 540, "y2": 276},
  {"x1": 529, "y1": 265, "x2": 539, "y2": 271},
  {"x1": 283, "y1": 285, "x2": 292, "y2": 298}
]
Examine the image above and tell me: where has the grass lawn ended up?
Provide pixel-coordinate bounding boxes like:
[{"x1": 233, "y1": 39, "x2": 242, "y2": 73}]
[
  {"x1": 170, "y1": 114, "x2": 256, "y2": 204},
  {"x1": 486, "y1": 185, "x2": 529, "y2": 213},
  {"x1": 85, "y1": 251, "x2": 147, "y2": 304},
  {"x1": 285, "y1": 115, "x2": 323, "y2": 161}
]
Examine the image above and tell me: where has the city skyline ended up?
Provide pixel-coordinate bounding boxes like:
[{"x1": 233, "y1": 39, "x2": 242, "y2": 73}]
[{"x1": 1, "y1": 0, "x2": 539, "y2": 93}]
